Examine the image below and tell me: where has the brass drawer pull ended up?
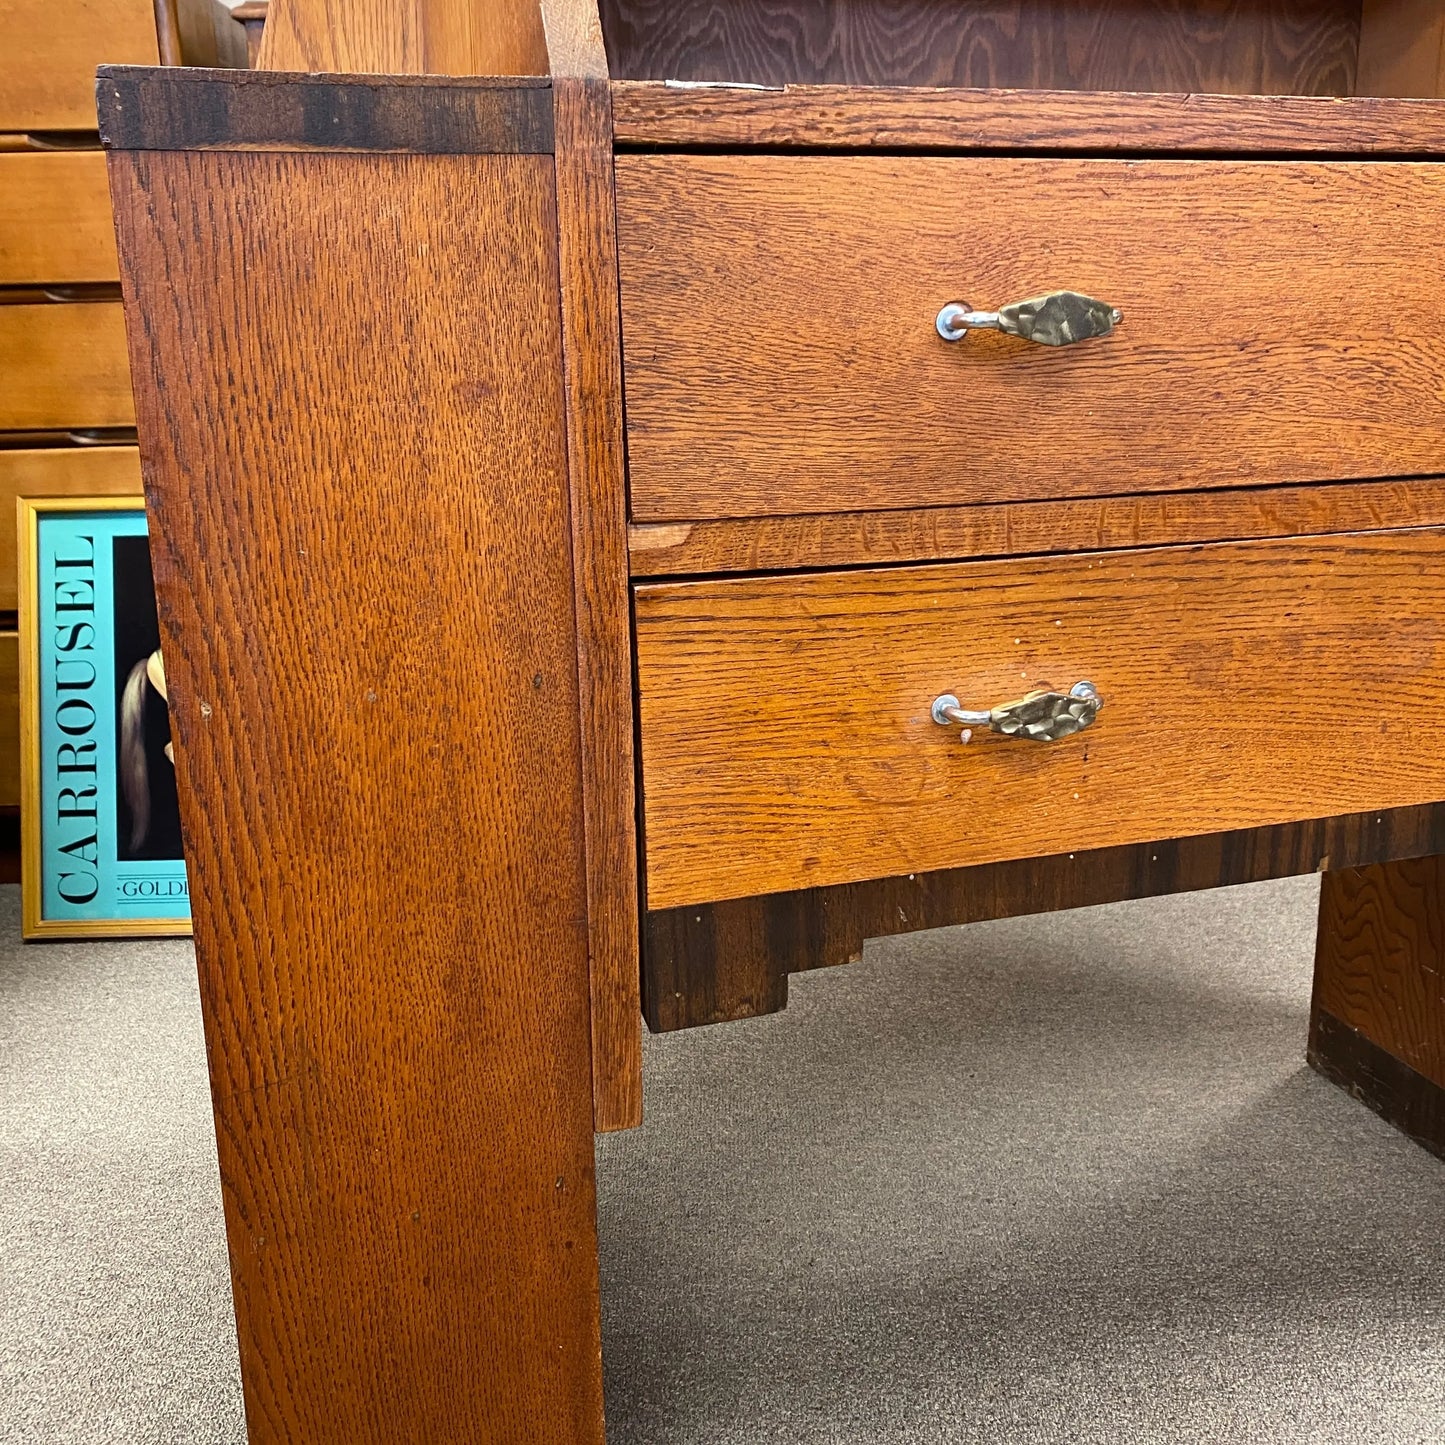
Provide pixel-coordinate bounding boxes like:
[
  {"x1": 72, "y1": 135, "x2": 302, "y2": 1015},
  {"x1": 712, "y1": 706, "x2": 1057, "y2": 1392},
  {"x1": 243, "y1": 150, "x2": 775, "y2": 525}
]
[
  {"x1": 935, "y1": 291, "x2": 1122, "y2": 347},
  {"x1": 932, "y1": 681, "x2": 1103, "y2": 744}
]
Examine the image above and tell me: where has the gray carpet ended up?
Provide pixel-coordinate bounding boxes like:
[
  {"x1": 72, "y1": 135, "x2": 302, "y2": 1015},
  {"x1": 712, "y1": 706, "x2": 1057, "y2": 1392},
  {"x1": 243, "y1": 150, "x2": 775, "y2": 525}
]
[{"x1": 3, "y1": 877, "x2": 1444, "y2": 1443}]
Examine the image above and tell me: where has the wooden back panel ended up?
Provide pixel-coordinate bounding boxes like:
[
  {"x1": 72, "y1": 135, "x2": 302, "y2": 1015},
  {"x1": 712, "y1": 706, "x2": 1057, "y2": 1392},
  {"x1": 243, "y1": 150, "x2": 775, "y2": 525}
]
[
  {"x1": 598, "y1": 0, "x2": 1360, "y2": 94},
  {"x1": 1358, "y1": 0, "x2": 1445, "y2": 96}
]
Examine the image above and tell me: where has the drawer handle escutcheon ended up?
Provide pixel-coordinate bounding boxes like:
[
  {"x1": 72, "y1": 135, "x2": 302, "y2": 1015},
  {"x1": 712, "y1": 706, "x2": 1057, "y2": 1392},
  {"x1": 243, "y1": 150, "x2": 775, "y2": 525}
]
[
  {"x1": 936, "y1": 292, "x2": 1122, "y2": 347},
  {"x1": 932, "y1": 681, "x2": 1103, "y2": 744}
]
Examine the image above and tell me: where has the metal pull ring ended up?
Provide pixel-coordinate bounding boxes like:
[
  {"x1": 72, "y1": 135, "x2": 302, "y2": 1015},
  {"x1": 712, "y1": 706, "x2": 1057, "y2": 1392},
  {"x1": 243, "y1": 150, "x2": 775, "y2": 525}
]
[
  {"x1": 932, "y1": 681, "x2": 1103, "y2": 745},
  {"x1": 936, "y1": 291, "x2": 1122, "y2": 347}
]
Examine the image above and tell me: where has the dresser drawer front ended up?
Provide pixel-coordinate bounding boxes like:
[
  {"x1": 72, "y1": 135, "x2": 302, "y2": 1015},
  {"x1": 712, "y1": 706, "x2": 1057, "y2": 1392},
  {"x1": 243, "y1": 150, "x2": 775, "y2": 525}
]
[
  {"x1": 635, "y1": 531, "x2": 1445, "y2": 909},
  {"x1": 617, "y1": 157, "x2": 1445, "y2": 523},
  {"x1": 0, "y1": 303, "x2": 133, "y2": 430},
  {"x1": 0, "y1": 152, "x2": 118, "y2": 286},
  {"x1": 0, "y1": 0, "x2": 159, "y2": 132}
]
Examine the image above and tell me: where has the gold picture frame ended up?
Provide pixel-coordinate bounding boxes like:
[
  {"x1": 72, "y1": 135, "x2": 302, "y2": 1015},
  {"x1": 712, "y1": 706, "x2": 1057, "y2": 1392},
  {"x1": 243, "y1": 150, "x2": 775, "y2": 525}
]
[{"x1": 20, "y1": 495, "x2": 192, "y2": 939}]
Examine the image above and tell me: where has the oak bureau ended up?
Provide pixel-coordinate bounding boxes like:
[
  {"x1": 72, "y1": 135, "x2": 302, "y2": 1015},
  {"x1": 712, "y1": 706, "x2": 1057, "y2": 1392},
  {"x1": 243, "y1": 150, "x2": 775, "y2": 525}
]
[{"x1": 101, "y1": 0, "x2": 1445, "y2": 1439}]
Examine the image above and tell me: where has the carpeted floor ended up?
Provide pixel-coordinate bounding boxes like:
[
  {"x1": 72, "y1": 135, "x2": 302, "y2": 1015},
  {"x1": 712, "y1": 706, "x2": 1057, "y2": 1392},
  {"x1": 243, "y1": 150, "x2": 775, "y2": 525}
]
[{"x1": 3, "y1": 876, "x2": 1443, "y2": 1443}]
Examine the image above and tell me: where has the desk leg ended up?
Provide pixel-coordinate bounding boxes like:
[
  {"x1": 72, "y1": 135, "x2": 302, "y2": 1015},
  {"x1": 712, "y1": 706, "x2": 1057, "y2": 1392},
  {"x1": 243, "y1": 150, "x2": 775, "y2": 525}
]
[
  {"x1": 1312, "y1": 858, "x2": 1445, "y2": 1158},
  {"x1": 109, "y1": 141, "x2": 606, "y2": 1441}
]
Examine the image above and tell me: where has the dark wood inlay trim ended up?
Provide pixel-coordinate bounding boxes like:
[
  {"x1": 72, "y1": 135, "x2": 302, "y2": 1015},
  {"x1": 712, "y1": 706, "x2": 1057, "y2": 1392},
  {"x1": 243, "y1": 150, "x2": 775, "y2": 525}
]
[
  {"x1": 644, "y1": 804, "x2": 1445, "y2": 1032},
  {"x1": 99, "y1": 66, "x2": 554, "y2": 154},
  {"x1": 1309, "y1": 1008, "x2": 1445, "y2": 1160}
]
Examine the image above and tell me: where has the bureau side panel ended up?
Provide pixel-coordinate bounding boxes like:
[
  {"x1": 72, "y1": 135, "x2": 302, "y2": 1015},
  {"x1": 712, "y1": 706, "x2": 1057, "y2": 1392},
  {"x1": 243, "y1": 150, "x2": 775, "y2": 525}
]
[{"x1": 109, "y1": 146, "x2": 605, "y2": 1444}]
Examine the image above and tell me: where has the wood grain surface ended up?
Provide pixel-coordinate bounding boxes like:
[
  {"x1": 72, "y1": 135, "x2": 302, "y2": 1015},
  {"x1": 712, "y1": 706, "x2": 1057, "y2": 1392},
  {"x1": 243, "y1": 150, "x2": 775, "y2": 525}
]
[
  {"x1": 0, "y1": 152, "x2": 118, "y2": 286},
  {"x1": 1315, "y1": 857, "x2": 1445, "y2": 1090},
  {"x1": 610, "y1": 82, "x2": 1445, "y2": 152},
  {"x1": 598, "y1": 0, "x2": 1358, "y2": 93},
  {"x1": 0, "y1": 302, "x2": 133, "y2": 431},
  {"x1": 635, "y1": 530, "x2": 1445, "y2": 909},
  {"x1": 0, "y1": 447, "x2": 141, "y2": 608},
  {"x1": 0, "y1": 0, "x2": 158, "y2": 131},
  {"x1": 618, "y1": 156, "x2": 1445, "y2": 522},
  {"x1": 98, "y1": 67, "x2": 555, "y2": 154},
  {"x1": 109, "y1": 146, "x2": 604, "y2": 1444},
  {"x1": 647, "y1": 803, "x2": 1445, "y2": 1030},
  {"x1": 257, "y1": 0, "x2": 549, "y2": 75},
  {"x1": 552, "y1": 75, "x2": 643, "y2": 1132},
  {"x1": 627, "y1": 478, "x2": 1445, "y2": 577}
]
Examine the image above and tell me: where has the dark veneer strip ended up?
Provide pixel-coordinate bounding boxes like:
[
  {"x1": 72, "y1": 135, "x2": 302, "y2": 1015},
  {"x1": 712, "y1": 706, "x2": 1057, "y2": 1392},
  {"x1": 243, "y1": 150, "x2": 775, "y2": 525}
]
[
  {"x1": 644, "y1": 804, "x2": 1445, "y2": 1032},
  {"x1": 99, "y1": 66, "x2": 554, "y2": 154},
  {"x1": 1310, "y1": 1009, "x2": 1445, "y2": 1160}
]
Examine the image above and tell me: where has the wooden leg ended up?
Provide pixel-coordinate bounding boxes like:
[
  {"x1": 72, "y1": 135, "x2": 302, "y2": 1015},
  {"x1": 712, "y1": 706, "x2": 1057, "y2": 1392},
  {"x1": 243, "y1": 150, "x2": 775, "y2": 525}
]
[
  {"x1": 107, "y1": 81, "x2": 606, "y2": 1443},
  {"x1": 1312, "y1": 857, "x2": 1445, "y2": 1159}
]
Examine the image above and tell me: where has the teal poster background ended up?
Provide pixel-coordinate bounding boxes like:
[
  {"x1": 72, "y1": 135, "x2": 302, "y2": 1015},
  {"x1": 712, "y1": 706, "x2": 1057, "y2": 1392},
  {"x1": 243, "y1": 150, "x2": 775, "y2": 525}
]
[{"x1": 36, "y1": 509, "x2": 190, "y2": 925}]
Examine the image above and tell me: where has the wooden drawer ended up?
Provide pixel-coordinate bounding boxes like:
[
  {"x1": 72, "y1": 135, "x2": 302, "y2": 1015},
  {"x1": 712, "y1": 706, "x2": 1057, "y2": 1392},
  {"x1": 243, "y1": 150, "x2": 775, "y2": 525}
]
[
  {"x1": 0, "y1": 0, "x2": 159, "y2": 132},
  {"x1": 635, "y1": 530, "x2": 1445, "y2": 909},
  {"x1": 0, "y1": 151, "x2": 117, "y2": 286},
  {"x1": 0, "y1": 446, "x2": 141, "y2": 608},
  {"x1": 0, "y1": 630, "x2": 16, "y2": 810},
  {"x1": 0, "y1": 302, "x2": 133, "y2": 430},
  {"x1": 617, "y1": 157, "x2": 1445, "y2": 522}
]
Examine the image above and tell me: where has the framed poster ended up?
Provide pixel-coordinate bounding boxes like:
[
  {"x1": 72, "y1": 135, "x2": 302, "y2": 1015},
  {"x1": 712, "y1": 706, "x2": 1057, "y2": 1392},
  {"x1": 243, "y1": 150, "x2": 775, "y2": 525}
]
[{"x1": 19, "y1": 496, "x2": 191, "y2": 939}]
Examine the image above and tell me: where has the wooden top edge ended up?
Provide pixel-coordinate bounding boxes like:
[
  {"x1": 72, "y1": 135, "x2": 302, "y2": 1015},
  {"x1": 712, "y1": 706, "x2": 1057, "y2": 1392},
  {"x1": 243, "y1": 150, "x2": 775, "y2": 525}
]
[
  {"x1": 99, "y1": 67, "x2": 555, "y2": 153},
  {"x1": 99, "y1": 65, "x2": 551, "y2": 89},
  {"x1": 610, "y1": 81, "x2": 1445, "y2": 154}
]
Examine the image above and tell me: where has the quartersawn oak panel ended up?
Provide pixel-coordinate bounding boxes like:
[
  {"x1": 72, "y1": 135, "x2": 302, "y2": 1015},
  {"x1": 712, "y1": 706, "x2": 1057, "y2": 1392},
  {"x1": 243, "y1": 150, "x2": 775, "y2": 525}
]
[
  {"x1": 256, "y1": 0, "x2": 549, "y2": 75},
  {"x1": 635, "y1": 530, "x2": 1445, "y2": 909},
  {"x1": 598, "y1": 0, "x2": 1358, "y2": 94},
  {"x1": 109, "y1": 147, "x2": 604, "y2": 1444},
  {"x1": 617, "y1": 157, "x2": 1445, "y2": 522},
  {"x1": 552, "y1": 74, "x2": 644, "y2": 1132}
]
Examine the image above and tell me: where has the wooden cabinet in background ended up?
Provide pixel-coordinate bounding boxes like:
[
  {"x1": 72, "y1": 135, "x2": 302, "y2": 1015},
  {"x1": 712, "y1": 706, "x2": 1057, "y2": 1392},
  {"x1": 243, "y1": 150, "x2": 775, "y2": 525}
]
[
  {"x1": 0, "y1": 446, "x2": 141, "y2": 605},
  {"x1": 0, "y1": 151, "x2": 117, "y2": 285},
  {"x1": 0, "y1": 0, "x2": 245, "y2": 829},
  {"x1": 0, "y1": 0, "x2": 159, "y2": 132},
  {"x1": 0, "y1": 303, "x2": 134, "y2": 430}
]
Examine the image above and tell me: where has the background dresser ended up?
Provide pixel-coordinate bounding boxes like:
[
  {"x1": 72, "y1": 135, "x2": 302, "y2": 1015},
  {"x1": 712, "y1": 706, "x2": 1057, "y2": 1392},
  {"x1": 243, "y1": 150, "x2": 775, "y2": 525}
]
[
  {"x1": 0, "y1": 0, "x2": 247, "y2": 844},
  {"x1": 104, "y1": 0, "x2": 1445, "y2": 1439}
]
